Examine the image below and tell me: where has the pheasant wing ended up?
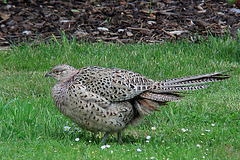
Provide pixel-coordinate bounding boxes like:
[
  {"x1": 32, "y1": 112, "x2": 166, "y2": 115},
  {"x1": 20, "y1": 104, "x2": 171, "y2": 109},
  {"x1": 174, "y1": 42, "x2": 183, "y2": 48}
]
[
  {"x1": 73, "y1": 66, "x2": 154, "y2": 102},
  {"x1": 68, "y1": 82, "x2": 111, "y2": 107}
]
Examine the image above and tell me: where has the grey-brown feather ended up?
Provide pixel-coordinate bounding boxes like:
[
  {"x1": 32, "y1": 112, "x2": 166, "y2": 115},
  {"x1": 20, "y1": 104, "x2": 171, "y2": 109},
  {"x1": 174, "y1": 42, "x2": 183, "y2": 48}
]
[
  {"x1": 46, "y1": 64, "x2": 230, "y2": 143},
  {"x1": 151, "y1": 72, "x2": 230, "y2": 93}
]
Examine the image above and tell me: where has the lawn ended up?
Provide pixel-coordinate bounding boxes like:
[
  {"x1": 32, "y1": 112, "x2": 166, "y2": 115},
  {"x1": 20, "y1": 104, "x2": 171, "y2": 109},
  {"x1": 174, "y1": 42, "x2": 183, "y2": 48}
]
[{"x1": 0, "y1": 36, "x2": 239, "y2": 159}]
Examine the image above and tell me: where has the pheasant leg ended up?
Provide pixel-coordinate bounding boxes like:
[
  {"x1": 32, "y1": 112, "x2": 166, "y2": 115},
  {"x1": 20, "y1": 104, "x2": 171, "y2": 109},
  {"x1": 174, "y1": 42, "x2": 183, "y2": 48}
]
[
  {"x1": 101, "y1": 132, "x2": 110, "y2": 144},
  {"x1": 117, "y1": 131, "x2": 122, "y2": 144}
]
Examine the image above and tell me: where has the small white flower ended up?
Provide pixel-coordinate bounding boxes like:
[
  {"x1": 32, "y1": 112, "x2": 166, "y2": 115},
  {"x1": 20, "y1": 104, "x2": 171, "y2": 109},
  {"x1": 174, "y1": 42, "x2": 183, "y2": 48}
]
[
  {"x1": 150, "y1": 157, "x2": 155, "y2": 159},
  {"x1": 146, "y1": 135, "x2": 151, "y2": 140},
  {"x1": 206, "y1": 149, "x2": 209, "y2": 151},
  {"x1": 201, "y1": 133, "x2": 205, "y2": 136},
  {"x1": 196, "y1": 144, "x2": 201, "y2": 148},
  {"x1": 181, "y1": 128, "x2": 188, "y2": 132},
  {"x1": 137, "y1": 148, "x2": 142, "y2": 152},
  {"x1": 101, "y1": 145, "x2": 106, "y2": 150},
  {"x1": 151, "y1": 127, "x2": 156, "y2": 130},
  {"x1": 89, "y1": 140, "x2": 92, "y2": 143},
  {"x1": 110, "y1": 150, "x2": 113, "y2": 154},
  {"x1": 64, "y1": 126, "x2": 71, "y2": 131},
  {"x1": 205, "y1": 129, "x2": 210, "y2": 132},
  {"x1": 211, "y1": 123, "x2": 215, "y2": 126},
  {"x1": 146, "y1": 140, "x2": 150, "y2": 143},
  {"x1": 101, "y1": 145, "x2": 110, "y2": 150},
  {"x1": 75, "y1": 138, "x2": 80, "y2": 142},
  {"x1": 203, "y1": 156, "x2": 205, "y2": 159}
]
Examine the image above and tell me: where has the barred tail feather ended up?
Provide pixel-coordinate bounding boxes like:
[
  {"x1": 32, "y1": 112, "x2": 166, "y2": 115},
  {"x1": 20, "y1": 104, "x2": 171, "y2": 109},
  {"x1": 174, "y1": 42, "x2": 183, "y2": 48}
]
[
  {"x1": 140, "y1": 92, "x2": 182, "y2": 102},
  {"x1": 151, "y1": 71, "x2": 230, "y2": 93}
]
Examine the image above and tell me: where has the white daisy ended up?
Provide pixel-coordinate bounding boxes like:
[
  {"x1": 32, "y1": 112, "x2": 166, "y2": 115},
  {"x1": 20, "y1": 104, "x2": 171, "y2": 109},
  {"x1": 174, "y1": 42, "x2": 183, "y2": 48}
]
[
  {"x1": 151, "y1": 127, "x2": 156, "y2": 130},
  {"x1": 181, "y1": 128, "x2": 188, "y2": 132},
  {"x1": 64, "y1": 126, "x2": 71, "y2": 131},
  {"x1": 137, "y1": 148, "x2": 142, "y2": 152}
]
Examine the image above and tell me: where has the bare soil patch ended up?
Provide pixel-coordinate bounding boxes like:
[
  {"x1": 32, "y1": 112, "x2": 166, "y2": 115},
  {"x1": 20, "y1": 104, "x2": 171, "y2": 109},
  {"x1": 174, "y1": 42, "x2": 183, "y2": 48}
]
[{"x1": 0, "y1": 0, "x2": 239, "y2": 46}]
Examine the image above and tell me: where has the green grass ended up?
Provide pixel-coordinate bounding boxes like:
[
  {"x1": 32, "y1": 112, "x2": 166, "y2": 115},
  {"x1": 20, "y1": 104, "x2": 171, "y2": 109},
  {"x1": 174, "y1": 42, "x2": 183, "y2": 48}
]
[{"x1": 0, "y1": 36, "x2": 239, "y2": 159}]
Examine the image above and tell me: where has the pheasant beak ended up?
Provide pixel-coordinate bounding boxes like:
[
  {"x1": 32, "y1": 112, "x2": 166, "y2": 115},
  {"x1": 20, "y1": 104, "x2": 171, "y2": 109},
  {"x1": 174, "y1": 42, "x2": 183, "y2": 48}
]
[{"x1": 45, "y1": 72, "x2": 51, "y2": 77}]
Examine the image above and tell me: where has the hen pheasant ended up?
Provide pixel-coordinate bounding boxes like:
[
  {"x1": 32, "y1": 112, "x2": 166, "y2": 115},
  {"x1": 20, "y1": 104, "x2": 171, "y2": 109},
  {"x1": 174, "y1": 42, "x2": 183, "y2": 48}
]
[{"x1": 45, "y1": 64, "x2": 230, "y2": 143}]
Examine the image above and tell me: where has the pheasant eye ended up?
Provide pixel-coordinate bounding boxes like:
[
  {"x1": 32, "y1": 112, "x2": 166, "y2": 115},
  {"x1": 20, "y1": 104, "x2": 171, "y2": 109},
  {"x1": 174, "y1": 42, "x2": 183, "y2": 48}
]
[
  {"x1": 53, "y1": 70, "x2": 63, "y2": 75},
  {"x1": 57, "y1": 71, "x2": 63, "y2": 75}
]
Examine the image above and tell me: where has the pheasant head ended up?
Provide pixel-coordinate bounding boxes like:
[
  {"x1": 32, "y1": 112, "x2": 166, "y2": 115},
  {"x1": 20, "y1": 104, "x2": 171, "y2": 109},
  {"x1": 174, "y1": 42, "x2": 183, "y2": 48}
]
[{"x1": 45, "y1": 64, "x2": 78, "y2": 82}]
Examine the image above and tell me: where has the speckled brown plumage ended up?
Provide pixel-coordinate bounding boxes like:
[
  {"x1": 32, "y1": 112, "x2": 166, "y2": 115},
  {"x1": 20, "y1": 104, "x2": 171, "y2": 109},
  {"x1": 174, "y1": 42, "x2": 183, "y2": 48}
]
[{"x1": 45, "y1": 64, "x2": 230, "y2": 143}]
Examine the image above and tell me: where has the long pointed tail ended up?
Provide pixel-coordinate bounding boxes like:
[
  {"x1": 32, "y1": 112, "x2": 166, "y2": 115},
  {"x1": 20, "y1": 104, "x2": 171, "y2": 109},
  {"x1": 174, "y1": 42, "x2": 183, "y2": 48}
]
[
  {"x1": 139, "y1": 71, "x2": 230, "y2": 103},
  {"x1": 151, "y1": 71, "x2": 230, "y2": 93}
]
